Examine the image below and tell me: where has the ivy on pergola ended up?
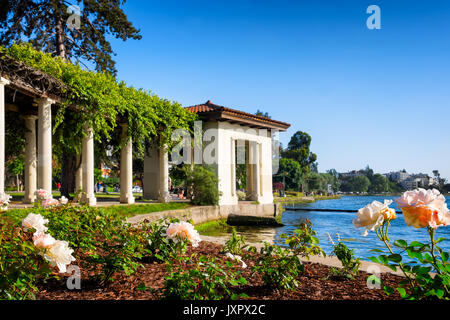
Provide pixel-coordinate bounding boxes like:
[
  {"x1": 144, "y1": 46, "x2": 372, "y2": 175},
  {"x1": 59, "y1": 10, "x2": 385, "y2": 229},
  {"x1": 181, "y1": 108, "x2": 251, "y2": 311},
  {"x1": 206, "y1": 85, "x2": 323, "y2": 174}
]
[{"x1": 1, "y1": 43, "x2": 197, "y2": 159}]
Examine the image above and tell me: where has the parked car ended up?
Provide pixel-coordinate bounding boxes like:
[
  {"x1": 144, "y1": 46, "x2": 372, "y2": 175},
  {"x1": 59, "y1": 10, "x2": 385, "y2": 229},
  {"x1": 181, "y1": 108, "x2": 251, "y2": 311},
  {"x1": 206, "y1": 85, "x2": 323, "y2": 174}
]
[{"x1": 132, "y1": 185, "x2": 143, "y2": 193}]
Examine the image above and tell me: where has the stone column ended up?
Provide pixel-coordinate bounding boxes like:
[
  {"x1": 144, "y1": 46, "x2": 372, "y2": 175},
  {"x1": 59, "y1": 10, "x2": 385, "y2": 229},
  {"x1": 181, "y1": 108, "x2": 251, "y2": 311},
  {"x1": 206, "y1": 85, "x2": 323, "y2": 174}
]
[
  {"x1": 231, "y1": 138, "x2": 236, "y2": 197},
  {"x1": 158, "y1": 147, "x2": 169, "y2": 203},
  {"x1": 120, "y1": 124, "x2": 134, "y2": 204},
  {"x1": 37, "y1": 97, "x2": 54, "y2": 194},
  {"x1": 245, "y1": 141, "x2": 253, "y2": 199},
  {"x1": 81, "y1": 124, "x2": 96, "y2": 205},
  {"x1": 253, "y1": 142, "x2": 261, "y2": 198},
  {"x1": 23, "y1": 115, "x2": 38, "y2": 203},
  {"x1": 247, "y1": 141, "x2": 261, "y2": 201},
  {"x1": 0, "y1": 77, "x2": 9, "y2": 197}
]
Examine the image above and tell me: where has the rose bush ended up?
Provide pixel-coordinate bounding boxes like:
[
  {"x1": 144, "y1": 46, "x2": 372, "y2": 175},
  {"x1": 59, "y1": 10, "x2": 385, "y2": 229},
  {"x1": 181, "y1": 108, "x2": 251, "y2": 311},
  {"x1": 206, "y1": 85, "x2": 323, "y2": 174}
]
[{"x1": 355, "y1": 188, "x2": 450, "y2": 299}]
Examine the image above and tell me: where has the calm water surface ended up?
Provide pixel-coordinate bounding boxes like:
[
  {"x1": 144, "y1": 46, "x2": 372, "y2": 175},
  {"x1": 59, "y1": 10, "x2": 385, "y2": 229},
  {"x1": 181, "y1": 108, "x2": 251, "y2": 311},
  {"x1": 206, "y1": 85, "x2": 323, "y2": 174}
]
[
  {"x1": 210, "y1": 196, "x2": 450, "y2": 261},
  {"x1": 279, "y1": 196, "x2": 450, "y2": 261}
]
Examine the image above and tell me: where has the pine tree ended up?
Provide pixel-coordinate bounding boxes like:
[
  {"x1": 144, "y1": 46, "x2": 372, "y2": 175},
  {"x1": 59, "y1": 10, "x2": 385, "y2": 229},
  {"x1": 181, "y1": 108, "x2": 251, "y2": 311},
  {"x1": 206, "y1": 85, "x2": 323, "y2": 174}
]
[{"x1": 0, "y1": 0, "x2": 141, "y2": 74}]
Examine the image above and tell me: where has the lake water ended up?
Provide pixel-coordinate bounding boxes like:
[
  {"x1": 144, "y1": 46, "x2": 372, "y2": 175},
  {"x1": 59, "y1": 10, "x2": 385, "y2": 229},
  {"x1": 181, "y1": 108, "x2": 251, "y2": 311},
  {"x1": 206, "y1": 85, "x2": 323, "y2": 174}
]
[
  {"x1": 206, "y1": 195, "x2": 450, "y2": 261},
  {"x1": 278, "y1": 196, "x2": 450, "y2": 261}
]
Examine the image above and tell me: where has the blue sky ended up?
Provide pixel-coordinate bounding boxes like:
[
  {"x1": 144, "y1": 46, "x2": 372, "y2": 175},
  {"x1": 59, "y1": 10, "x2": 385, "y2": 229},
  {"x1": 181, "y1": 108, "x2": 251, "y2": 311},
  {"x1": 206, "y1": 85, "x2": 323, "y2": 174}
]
[{"x1": 108, "y1": 0, "x2": 450, "y2": 180}]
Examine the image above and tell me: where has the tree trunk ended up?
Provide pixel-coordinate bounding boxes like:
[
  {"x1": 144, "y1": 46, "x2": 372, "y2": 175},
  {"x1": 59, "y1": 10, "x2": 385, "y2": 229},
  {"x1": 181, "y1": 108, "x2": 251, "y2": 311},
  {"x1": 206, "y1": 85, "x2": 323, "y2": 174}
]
[
  {"x1": 60, "y1": 151, "x2": 76, "y2": 199},
  {"x1": 55, "y1": 16, "x2": 66, "y2": 60}
]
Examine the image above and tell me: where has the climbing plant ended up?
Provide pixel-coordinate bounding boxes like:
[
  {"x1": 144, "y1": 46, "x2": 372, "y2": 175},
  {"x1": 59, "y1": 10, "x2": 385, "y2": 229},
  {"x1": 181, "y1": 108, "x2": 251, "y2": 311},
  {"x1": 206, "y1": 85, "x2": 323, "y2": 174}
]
[{"x1": 1, "y1": 43, "x2": 197, "y2": 194}]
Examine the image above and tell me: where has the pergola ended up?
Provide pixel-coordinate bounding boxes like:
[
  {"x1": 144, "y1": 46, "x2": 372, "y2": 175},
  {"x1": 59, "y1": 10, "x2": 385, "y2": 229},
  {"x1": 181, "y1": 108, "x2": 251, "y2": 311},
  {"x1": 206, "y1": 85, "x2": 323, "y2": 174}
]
[{"x1": 0, "y1": 53, "x2": 171, "y2": 205}]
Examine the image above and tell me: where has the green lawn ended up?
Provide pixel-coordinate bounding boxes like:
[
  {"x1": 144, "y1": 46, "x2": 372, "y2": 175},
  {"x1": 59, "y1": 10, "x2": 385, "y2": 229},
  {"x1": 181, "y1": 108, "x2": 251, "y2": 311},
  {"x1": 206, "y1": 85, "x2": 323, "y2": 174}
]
[
  {"x1": 98, "y1": 202, "x2": 191, "y2": 219},
  {"x1": 4, "y1": 202, "x2": 191, "y2": 223}
]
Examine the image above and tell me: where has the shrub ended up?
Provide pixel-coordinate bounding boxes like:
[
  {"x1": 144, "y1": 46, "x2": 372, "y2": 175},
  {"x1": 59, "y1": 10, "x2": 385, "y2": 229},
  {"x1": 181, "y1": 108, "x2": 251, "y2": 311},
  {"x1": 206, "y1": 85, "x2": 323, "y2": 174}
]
[
  {"x1": 184, "y1": 165, "x2": 221, "y2": 206},
  {"x1": 285, "y1": 191, "x2": 304, "y2": 197},
  {"x1": 328, "y1": 241, "x2": 361, "y2": 280},
  {"x1": 140, "y1": 218, "x2": 188, "y2": 262},
  {"x1": 281, "y1": 219, "x2": 325, "y2": 260},
  {"x1": 236, "y1": 190, "x2": 246, "y2": 201},
  {"x1": 224, "y1": 227, "x2": 247, "y2": 255},
  {"x1": 163, "y1": 254, "x2": 247, "y2": 300},
  {"x1": 17, "y1": 205, "x2": 146, "y2": 285},
  {"x1": 0, "y1": 216, "x2": 52, "y2": 300},
  {"x1": 251, "y1": 242, "x2": 304, "y2": 290}
]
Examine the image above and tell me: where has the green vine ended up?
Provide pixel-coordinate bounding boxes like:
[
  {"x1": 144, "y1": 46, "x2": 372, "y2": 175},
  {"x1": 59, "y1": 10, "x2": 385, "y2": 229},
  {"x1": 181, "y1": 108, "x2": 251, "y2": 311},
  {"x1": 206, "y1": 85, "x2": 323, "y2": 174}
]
[{"x1": 1, "y1": 43, "x2": 197, "y2": 157}]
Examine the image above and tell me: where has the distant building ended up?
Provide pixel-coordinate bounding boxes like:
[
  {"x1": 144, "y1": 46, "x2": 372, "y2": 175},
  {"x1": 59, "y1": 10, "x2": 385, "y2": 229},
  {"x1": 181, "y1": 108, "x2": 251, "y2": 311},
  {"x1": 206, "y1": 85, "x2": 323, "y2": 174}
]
[
  {"x1": 384, "y1": 171, "x2": 410, "y2": 183},
  {"x1": 395, "y1": 173, "x2": 434, "y2": 190},
  {"x1": 340, "y1": 170, "x2": 364, "y2": 179},
  {"x1": 401, "y1": 178, "x2": 418, "y2": 190}
]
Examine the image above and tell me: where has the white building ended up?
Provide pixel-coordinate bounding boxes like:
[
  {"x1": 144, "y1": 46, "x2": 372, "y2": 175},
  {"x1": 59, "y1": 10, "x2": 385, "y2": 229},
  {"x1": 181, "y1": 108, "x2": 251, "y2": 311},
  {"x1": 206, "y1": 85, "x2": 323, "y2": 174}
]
[
  {"x1": 184, "y1": 101, "x2": 290, "y2": 206},
  {"x1": 384, "y1": 171, "x2": 410, "y2": 182}
]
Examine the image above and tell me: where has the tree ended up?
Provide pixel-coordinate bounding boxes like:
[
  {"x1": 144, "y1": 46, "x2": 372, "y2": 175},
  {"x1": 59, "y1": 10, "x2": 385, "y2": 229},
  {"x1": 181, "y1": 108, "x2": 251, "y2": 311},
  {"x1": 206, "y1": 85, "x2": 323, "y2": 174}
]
[
  {"x1": 281, "y1": 131, "x2": 317, "y2": 173},
  {"x1": 304, "y1": 172, "x2": 326, "y2": 194},
  {"x1": 362, "y1": 165, "x2": 374, "y2": 181},
  {"x1": 432, "y1": 170, "x2": 446, "y2": 191},
  {"x1": 0, "y1": 0, "x2": 141, "y2": 74},
  {"x1": 369, "y1": 174, "x2": 389, "y2": 194},
  {"x1": 341, "y1": 176, "x2": 370, "y2": 193},
  {"x1": 323, "y1": 171, "x2": 340, "y2": 193},
  {"x1": 273, "y1": 158, "x2": 303, "y2": 191},
  {"x1": 255, "y1": 110, "x2": 271, "y2": 118},
  {"x1": 7, "y1": 156, "x2": 24, "y2": 191}
]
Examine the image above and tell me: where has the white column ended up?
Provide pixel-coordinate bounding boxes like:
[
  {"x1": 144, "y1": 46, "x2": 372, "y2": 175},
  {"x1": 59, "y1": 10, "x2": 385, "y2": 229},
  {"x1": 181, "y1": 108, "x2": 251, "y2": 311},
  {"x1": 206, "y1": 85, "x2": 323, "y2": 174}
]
[
  {"x1": 23, "y1": 115, "x2": 38, "y2": 203},
  {"x1": 0, "y1": 77, "x2": 9, "y2": 197},
  {"x1": 37, "y1": 97, "x2": 54, "y2": 194},
  {"x1": 120, "y1": 124, "x2": 134, "y2": 204},
  {"x1": 81, "y1": 124, "x2": 96, "y2": 205},
  {"x1": 231, "y1": 138, "x2": 236, "y2": 197},
  {"x1": 248, "y1": 141, "x2": 261, "y2": 201},
  {"x1": 158, "y1": 147, "x2": 169, "y2": 203}
]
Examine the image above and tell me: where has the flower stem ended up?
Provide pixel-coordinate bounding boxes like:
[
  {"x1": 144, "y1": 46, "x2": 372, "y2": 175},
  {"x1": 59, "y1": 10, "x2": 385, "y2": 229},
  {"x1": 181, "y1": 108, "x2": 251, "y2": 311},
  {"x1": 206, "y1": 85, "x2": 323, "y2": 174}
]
[{"x1": 376, "y1": 222, "x2": 416, "y2": 290}]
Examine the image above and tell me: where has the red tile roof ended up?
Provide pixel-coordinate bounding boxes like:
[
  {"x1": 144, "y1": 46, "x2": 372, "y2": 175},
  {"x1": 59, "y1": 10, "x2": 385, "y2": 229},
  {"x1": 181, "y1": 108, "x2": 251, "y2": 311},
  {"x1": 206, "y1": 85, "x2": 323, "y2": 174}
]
[{"x1": 186, "y1": 100, "x2": 290, "y2": 131}]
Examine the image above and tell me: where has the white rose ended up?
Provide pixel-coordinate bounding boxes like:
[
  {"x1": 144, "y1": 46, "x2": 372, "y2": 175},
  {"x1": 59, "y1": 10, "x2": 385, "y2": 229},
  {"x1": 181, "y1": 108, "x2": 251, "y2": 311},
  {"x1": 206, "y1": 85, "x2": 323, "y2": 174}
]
[
  {"x1": 22, "y1": 213, "x2": 49, "y2": 234},
  {"x1": 59, "y1": 196, "x2": 68, "y2": 205},
  {"x1": 43, "y1": 240, "x2": 76, "y2": 273},
  {"x1": 33, "y1": 232, "x2": 56, "y2": 249},
  {"x1": 353, "y1": 200, "x2": 395, "y2": 236}
]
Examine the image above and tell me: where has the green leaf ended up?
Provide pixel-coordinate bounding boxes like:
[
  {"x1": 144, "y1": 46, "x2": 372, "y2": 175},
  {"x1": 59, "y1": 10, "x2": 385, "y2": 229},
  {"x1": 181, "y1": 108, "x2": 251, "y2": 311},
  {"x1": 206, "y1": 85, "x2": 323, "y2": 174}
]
[
  {"x1": 387, "y1": 254, "x2": 402, "y2": 263},
  {"x1": 409, "y1": 241, "x2": 426, "y2": 248},
  {"x1": 384, "y1": 285, "x2": 394, "y2": 296},
  {"x1": 397, "y1": 287, "x2": 408, "y2": 298},
  {"x1": 407, "y1": 249, "x2": 423, "y2": 261},
  {"x1": 394, "y1": 239, "x2": 407, "y2": 248},
  {"x1": 378, "y1": 255, "x2": 389, "y2": 265}
]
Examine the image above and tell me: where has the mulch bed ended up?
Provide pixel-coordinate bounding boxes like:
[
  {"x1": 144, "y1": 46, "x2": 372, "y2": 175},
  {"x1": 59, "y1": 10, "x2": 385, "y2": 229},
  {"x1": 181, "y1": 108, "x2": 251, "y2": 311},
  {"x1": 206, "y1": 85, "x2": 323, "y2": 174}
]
[{"x1": 36, "y1": 241, "x2": 403, "y2": 300}]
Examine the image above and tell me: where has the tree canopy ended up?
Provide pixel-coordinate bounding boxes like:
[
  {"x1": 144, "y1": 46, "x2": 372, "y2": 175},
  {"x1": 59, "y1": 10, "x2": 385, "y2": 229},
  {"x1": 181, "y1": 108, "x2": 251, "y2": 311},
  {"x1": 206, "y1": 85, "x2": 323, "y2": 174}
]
[
  {"x1": 0, "y1": 0, "x2": 141, "y2": 74},
  {"x1": 281, "y1": 131, "x2": 317, "y2": 173}
]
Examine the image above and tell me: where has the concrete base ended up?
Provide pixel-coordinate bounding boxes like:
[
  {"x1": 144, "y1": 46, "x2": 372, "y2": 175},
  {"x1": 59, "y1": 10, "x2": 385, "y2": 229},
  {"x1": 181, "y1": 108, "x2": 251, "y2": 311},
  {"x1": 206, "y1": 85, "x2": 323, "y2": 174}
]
[{"x1": 127, "y1": 202, "x2": 282, "y2": 226}]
